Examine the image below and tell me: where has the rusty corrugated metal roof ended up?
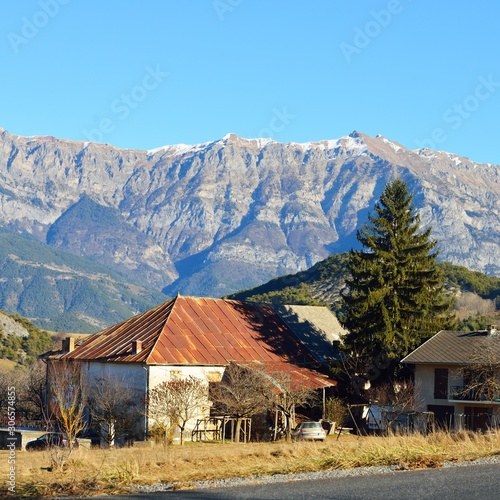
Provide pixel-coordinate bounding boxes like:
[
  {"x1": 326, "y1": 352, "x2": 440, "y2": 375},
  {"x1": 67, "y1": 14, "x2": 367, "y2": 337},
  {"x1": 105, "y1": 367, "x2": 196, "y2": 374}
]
[
  {"x1": 238, "y1": 360, "x2": 335, "y2": 391},
  {"x1": 41, "y1": 334, "x2": 89, "y2": 360},
  {"x1": 61, "y1": 299, "x2": 175, "y2": 363},
  {"x1": 61, "y1": 296, "x2": 334, "y2": 388}
]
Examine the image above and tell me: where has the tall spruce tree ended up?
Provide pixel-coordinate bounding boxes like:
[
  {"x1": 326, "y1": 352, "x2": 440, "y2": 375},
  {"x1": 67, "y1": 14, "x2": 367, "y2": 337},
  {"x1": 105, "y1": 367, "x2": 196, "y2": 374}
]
[{"x1": 340, "y1": 179, "x2": 454, "y2": 373}]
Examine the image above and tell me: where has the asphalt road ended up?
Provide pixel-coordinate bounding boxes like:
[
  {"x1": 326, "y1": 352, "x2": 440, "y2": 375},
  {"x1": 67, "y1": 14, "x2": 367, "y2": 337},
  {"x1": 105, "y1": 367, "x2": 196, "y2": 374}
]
[{"x1": 58, "y1": 462, "x2": 500, "y2": 500}]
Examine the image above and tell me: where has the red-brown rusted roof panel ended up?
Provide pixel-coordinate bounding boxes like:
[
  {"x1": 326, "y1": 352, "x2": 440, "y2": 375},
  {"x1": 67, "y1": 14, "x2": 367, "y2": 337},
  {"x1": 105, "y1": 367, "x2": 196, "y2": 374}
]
[
  {"x1": 61, "y1": 299, "x2": 175, "y2": 363},
  {"x1": 202, "y1": 344, "x2": 229, "y2": 365},
  {"x1": 184, "y1": 332, "x2": 207, "y2": 353},
  {"x1": 237, "y1": 360, "x2": 335, "y2": 391}
]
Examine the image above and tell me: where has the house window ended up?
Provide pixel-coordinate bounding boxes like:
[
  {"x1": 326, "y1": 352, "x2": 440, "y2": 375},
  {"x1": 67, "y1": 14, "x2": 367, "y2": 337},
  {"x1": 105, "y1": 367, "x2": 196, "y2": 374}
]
[
  {"x1": 434, "y1": 368, "x2": 448, "y2": 399},
  {"x1": 170, "y1": 370, "x2": 182, "y2": 380},
  {"x1": 207, "y1": 371, "x2": 222, "y2": 383}
]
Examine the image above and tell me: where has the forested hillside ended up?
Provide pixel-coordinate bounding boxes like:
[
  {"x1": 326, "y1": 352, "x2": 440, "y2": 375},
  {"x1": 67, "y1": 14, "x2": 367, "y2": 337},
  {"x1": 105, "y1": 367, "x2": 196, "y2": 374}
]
[
  {"x1": 0, "y1": 229, "x2": 168, "y2": 333},
  {"x1": 229, "y1": 253, "x2": 500, "y2": 330},
  {"x1": 0, "y1": 310, "x2": 54, "y2": 365}
]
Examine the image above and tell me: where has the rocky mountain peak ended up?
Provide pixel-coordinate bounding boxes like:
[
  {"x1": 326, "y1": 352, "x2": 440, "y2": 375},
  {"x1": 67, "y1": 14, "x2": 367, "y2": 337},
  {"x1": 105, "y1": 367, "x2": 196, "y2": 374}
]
[{"x1": 348, "y1": 130, "x2": 364, "y2": 139}]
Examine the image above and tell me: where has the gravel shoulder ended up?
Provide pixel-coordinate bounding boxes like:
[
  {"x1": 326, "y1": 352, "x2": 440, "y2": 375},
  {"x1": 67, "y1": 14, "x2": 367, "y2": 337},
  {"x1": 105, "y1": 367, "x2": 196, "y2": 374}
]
[{"x1": 132, "y1": 455, "x2": 500, "y2": 493}]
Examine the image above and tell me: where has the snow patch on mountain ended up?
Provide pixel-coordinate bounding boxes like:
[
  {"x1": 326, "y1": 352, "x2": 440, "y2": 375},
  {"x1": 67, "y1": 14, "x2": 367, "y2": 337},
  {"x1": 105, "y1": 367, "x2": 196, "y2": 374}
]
[{"x1": 381, "y1": 137, "x2": 402, "y2": 153}]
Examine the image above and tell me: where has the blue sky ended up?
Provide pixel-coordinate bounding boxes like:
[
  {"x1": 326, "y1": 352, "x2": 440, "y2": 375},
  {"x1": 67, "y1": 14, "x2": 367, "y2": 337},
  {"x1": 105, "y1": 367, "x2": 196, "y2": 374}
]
[{"x1": 1, "y1": 1, "x2": 500, "y2": 164}]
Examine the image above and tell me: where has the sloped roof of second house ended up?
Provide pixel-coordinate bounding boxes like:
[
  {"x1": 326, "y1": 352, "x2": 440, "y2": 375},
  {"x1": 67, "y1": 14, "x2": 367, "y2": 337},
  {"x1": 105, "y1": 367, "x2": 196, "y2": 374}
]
[
  {"x1": 272, "y1": 304, "x2": 345, "y2": 364},
  {"x1": 401, "y1": 329, "x2": 500, "y2": 365},
  {"x1": 61, "y1": 296, "x2": 326, "y2": 370}
]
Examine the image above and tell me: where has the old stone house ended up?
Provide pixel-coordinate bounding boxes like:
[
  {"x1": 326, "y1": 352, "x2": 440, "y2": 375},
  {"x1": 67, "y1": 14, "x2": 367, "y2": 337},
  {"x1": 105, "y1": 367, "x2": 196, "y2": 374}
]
[{"x1": 46, "y1": 295, "x2": 338, "y2": 441}]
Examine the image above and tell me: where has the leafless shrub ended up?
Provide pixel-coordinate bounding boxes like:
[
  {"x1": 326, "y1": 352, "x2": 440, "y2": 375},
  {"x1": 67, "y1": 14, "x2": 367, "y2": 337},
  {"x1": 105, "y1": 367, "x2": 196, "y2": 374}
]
[
  {"x1": 324, "y1": 397, "x2": 347, "y2": 427},
  {"x1": 147, "y1": 376, "x2": 207, "y2": 445},
  {"x1": 89, "y1": 373, "x2": 139, "y2": 447},
  {"x1": 47, "y1": 359, "x2": 88, "y2": 469},
  {"x1": 210, "y1": 362, "x2": 270, "y2": 442},
  {"x1": 453, "y1": 292, "x2": 496, "y2": 320}
]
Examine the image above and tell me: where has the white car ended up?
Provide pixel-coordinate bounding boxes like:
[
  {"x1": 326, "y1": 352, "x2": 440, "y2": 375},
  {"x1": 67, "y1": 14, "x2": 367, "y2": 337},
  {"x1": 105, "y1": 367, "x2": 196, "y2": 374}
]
[{"x1": 292, "y1": 421, "x2": 327, "y2": 441}]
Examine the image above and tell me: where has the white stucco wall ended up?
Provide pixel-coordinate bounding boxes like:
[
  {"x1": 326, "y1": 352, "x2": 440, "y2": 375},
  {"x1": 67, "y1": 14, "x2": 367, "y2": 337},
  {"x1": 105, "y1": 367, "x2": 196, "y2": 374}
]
[
  {"x1": 414, "y1": 364, "x2": 500, "y2": 430},
  {"x1": 81, "y1": 362, "x2": 230, "y2": 442},
  {"x1": 148, "y1": 365, "x2": 225, "y2": 389},
  {"x1": 84, "y1": 362, "x2": 148, "y2": 439},
  {"x1": 414, "y1": 364, "x2": 460, "y2": 411},
  {"x1": 147, "y1": 365, "x2": 226, "y2": 441}
]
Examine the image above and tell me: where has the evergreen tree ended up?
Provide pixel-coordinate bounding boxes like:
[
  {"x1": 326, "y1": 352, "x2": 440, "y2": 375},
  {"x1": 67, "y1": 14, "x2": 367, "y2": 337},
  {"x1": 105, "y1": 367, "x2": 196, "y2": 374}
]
[{"x1": 340, "y1": 179, "x2": 454, "y2": 375}]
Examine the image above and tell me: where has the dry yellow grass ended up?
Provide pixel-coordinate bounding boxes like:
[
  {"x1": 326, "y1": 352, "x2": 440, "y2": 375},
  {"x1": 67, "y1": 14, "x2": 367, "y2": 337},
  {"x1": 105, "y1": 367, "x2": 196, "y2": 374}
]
[{"x1": 2, "y1": 431, "x2": 500, "y2": 498}]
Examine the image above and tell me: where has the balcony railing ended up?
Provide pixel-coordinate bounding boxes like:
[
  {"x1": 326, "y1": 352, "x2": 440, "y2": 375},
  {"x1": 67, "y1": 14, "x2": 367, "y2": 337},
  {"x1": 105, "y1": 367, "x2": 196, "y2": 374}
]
[{"x1": 450, "y1": 386, "x2": 500, "y2": 403}]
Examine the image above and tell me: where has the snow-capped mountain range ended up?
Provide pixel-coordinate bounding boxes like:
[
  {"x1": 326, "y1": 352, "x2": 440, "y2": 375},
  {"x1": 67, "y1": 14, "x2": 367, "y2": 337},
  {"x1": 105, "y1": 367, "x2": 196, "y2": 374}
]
[{"x1": 0, "y1": 127, "x2": 498, "y2": 329}]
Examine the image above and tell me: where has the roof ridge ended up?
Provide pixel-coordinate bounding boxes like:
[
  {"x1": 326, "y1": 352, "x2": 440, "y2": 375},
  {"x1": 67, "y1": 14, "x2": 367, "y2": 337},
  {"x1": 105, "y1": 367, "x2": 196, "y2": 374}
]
[
  {"x1": 62, "y1": 298, "x2": 176, "y2": 362},
  {"x1": 400, "y1": 329, "x2": 447, "y2": 364},
  {"x1": 145, "y1": 296, "x2": 178, "y2": 364}
]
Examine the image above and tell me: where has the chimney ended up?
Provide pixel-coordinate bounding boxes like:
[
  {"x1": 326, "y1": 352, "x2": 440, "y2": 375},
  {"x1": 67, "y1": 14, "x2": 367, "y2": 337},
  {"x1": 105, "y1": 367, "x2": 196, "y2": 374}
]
[
  {"x1": 131, "y1": 340, "x2": 142, "y2": 354},
  {"x1": 62, "y1": 336, "x2": 75, "y2": 353}
]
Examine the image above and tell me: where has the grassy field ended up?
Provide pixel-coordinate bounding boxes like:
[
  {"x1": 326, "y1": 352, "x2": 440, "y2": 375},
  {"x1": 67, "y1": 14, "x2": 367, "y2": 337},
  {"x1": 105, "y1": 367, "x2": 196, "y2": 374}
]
[{"x1": 2, "y1": 431, "x2": 500, "y2": 498}]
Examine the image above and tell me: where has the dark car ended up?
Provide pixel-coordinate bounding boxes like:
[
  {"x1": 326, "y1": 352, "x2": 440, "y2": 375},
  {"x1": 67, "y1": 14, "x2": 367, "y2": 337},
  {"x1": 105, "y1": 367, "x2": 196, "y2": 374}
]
[
  {"x1": 25, "y1": 432, "x2": 79, "y2": 451},
  {"x1": 292, "y1": 421, "x2": 327, "y2": 442},
  {"x1": 76, "y1": 429, "x2": 101, "y2": 448}
]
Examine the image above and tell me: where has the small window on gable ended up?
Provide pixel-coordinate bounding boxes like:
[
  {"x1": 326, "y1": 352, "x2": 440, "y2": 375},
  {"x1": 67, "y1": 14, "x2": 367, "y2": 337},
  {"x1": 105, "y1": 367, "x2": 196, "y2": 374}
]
[
  {"x1": 207, "y1": 371, "x2": 222, "y2": 383},
  {"x1": 170, "y1": 370, "x2": 182, "y2": 381},
  {"x1": 434, "y1": 368, "x2": 448, "y2": 399}
]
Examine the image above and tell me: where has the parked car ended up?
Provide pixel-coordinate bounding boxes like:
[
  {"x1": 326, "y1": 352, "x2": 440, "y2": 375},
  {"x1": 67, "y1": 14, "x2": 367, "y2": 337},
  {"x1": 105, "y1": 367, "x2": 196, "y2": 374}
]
[
  {"x1": 292, "y1": 421, "x2": 327, "y2": 441},
  {"x1": 25, "y1": 432, "x2": 79, "y2": 451},
  {"x1": 76, "y1": 429, "x2": 101, "y2": 448}
]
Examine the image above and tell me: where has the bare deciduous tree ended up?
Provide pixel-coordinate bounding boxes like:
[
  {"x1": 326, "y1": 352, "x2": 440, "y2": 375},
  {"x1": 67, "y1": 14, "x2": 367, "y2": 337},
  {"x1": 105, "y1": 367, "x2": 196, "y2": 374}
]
[
  {"x1": 366, "y1": 380, "x2": 415, "y2": 409},
  {"x1": 264, "y1": 370, "x2": 317, "y2": 441},
  {"x1": 146, "y1": 381, "x2": 174, "y2": 444},
  {"x1": 168, "y1": 376, "x2": 208, "y2": 445},
  {"x1": 454, "y1": 343, "x2": 500, "y2": 403},
  {"x1": 22, "y1": 360, "x2": 47, "y2": 424},
  {"x1": 210, "y1": 362, "x2": 270, "y2": 442},
  {"x1": 454, "y1": 292, "x2": 496, "y2": 320},
  {"x1": 147, "y1": 376, "x2": 207, "y2": 445},
  {"x1": 0, "y1": 361, "x2": 47, "y2": 427},
  {"x1": 47, "y1": 359, "x2": 87, "y2": 468},
  {"x1": 89, "y1": 373, "x2": 139, "y2": 447}
]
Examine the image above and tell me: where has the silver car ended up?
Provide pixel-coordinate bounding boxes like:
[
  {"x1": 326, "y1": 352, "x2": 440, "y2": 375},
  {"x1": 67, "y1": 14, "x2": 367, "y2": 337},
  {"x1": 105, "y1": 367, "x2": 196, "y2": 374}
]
[{"x1": 292, "y1": 421, "x2": 327, "y2": 441}]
